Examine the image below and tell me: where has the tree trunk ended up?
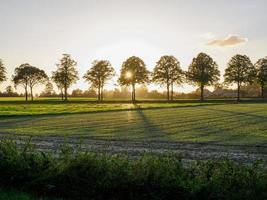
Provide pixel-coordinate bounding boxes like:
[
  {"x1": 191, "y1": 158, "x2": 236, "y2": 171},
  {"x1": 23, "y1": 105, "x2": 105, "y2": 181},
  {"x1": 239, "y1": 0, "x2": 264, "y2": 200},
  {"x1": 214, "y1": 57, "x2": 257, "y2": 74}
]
[
  {"x1": 167, "y1": 83, "x2": 170, "y2": 101},
  {"x1": 64, "y1": 86, "x2": 68, "y2": 101},
  {"x1": 30, "y1": 86, "x2": 33, "y2": 101},
  {"x1": 97, "y1": 84, "x2": 101, "y2": 101},
  {"x1": 132, "y1": 83, "x2": 136, "y2": 102},
  {"x1": 25, "y1": 86, "x2": 28, "y2": 101},
  {"x1": 61, "y1": 89, "x2": 64, "y2": 100},
  {"x1": 237, "y1": 82, "x2": 240, "y2": 101},
  {"x1": 101, "y1": 86, "x2": 104, "y2": 101},
  {"x1": 171, "y1": 82, "x2": 174, "y2": 101},
  {"x1": 261, "y1": 84, "x2": 265, "y2": 99},
  {"x1": 200, "y1": 84, "x2": 204, "y2": 101}
]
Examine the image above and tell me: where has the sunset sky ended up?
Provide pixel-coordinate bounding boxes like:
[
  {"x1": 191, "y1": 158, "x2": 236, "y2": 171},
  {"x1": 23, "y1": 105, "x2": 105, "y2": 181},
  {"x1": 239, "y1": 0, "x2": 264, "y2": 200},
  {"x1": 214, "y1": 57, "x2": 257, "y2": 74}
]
[{"x1": 0, "y1": 0, "x2": 266, "y2": 93}]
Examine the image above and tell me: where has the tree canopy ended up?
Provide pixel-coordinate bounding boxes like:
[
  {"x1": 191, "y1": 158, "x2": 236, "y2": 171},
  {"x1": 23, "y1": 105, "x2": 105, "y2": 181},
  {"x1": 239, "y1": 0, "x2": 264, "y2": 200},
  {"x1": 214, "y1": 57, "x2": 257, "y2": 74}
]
[
  {"x1": 187, "y1": 52, "x2": 220, "y2": 100},
  {"x1": 0, "y1": 59, "x2": 7, "y2": 84},
  {"x1": 119, "y1": 56, "x2": 149, "y2": 101},
  {"x1": 224, "y1": 54, "x2": 256, "y2": 101},
  {"x1": 255, "y1": 57, "x2": 267, "y2": 98},
  {"x1": 12, "y1": 63, "x2": 48, "y2": 101},
  {"x1": 52, "y1": 54, "x2": 79, "y2": 101},
  {"x1": 153, "y1": 55, "x2": 184, "y2": 100},
  {"x1": 84, "y1": 60, "x2": 115, "y2": 101}
]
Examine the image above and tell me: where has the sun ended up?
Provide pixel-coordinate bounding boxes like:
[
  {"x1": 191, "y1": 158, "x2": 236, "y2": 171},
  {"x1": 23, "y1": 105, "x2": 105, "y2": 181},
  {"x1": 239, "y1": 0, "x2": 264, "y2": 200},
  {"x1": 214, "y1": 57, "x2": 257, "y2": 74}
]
[{"x1": 125, "y1": 72, "x2": 132, "y2": 78}]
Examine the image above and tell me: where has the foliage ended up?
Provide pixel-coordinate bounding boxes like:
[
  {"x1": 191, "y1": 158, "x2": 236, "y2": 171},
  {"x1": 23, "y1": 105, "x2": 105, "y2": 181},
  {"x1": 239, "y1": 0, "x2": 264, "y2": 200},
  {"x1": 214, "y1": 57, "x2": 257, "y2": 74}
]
[
  {"x1": 0, "y1": 59, "x2": 7, "y2": 84},
  {"x1": 12, "y1": 64, "x2": 48, "y2": 101},
  {"x1": 119, "y1": 56, "x2": 149, "y2": 101},
  {"x1": 84, "y1": 60, "x2": 115, "y2": 101},
  {"x1": 224, "y1": 55, "x2": 256, "y2": 101},
  {"x1": 0, "y1": 140, "x2": 266, "y2": 200},
  {"x1": 255, "y1": 57, "x2": 267, "y2": 98},
  {"x1": 40, "y1": 82, "x2": 55, "y2": 97},
  {"x1": 52, "y1": 54, "x2": 79, "y2": 101},
  {"x1": 187, "y1": 53, "x2": 220, "y2": 100},
  {"x1": 153, "y1": 55, "x2": 184, "y2": 100}
]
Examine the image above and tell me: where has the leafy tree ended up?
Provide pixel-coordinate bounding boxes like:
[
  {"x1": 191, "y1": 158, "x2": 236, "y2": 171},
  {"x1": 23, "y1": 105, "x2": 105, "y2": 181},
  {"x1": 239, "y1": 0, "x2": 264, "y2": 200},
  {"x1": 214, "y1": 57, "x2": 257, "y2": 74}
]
[
  {"x1": 52, "y1": 54, "x2": 79, "y2": 101},
  {"x1": 0, "y1": 59, "x2": 7, "y2": 85},
  {"x1": 72, "y1": 89, "x2": 83, "y2": 97},
  {"x1": 41, "y1": 82, "x2": 54, "y2": 97},
  {"x1": 119, "y1": 56, "x2": 149, "y2": 101},
  {"x1": 187, "y1": 53, "x2": 220, "y2": 101},
  {"x1": 255, "y1": 57, "x2": 267, "y2": 98},
  {"x1": 52, "y1": 71, "x2": 65, "y2": 100},
  {"x1": 83, "y1": 60, "x2": 115, "y2": 101},
  {"x1": 5, "y1": 86, "x2": 13, "y2": 95},
  {"x1": 28, "y1": 67, "x2": 48, "y2": 100},
  {"x1": 12, "y1": 63, "x2": 48, "y2": 101},
  {"x1": 153, "y1": 55, "x2": 184, "y2": 100},
  {"x1": 224, "y1": 54, "x2": 256, "y2": 101}
]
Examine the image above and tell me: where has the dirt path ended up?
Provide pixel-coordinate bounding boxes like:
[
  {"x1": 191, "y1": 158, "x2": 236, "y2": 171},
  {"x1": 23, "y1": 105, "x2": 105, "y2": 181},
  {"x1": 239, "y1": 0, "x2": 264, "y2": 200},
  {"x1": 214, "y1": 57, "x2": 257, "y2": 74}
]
[{"x1": 1, "y1": 135, "x2": 266, "y2": 164}]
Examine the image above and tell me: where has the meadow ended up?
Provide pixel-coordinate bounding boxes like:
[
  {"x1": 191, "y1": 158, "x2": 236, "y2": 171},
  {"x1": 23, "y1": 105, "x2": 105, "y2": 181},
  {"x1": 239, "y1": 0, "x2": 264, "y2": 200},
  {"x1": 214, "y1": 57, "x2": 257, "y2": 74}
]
[{"x1": 0, "y1": 97, "x2": 266, "y2": 146}]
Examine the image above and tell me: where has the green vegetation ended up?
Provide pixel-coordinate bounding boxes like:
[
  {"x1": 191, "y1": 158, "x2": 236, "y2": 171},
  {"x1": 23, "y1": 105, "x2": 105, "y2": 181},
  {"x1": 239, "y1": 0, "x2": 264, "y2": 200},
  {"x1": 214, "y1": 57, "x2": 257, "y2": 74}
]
[
  {"x1": 84, "y1": 60, "x2": 115, "y2": 101},
  {"x1": 0, "y1": 140, "x2": 266, "y2": 200},
  {"x1": 0, "y1": 190, "x2": 33, "y2": 200},
  {"x1": 52, "y1": 54, "x2": 79, "y2": 101},
  {"x1": 153, "y1": 55, "x2": 184, "y2": 100},
  {"x1": 187, "y1": 52, "x2": 220, "y2": 101},
  {"x1": 0, "y1": 97, "x2": 220, "y2": 116},
  {"x1": 0, "y1": 189, "x2": 59, "y2": 200},
  {"x1": 0, "y1": 98, "x2": 266, "y2": 145}
]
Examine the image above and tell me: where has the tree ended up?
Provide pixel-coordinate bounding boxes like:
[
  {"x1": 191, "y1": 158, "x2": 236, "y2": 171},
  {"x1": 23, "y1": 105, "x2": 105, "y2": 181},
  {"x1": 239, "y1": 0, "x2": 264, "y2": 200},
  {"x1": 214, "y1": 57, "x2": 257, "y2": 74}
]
[
  {"x1": 5, "y1": 86, "x2": 13, "y2": 95},
  {"x1": 52, "y1": 54, "x2": 78, "y2": 101},
  {"x1": 255, "y1": 57, "x2": 267, "y2": 98},
  {"x1": 153, "y1": 55, "x2": 184, "y2": 100},
  {"x1": 187, "y1": 53, "x2": 220, "y2": 101},
  {"x1": 119, "y1": 56, "x2": 149, "y2": 101},
  {"x1": 0, "y1": 59, "x2": 7, "y2": 85},
  {"x1": 83, "y1": 60, "x2": 115, "y2": 101},
  {"x1": 28, "y1": 67, "x2": 48, "y2": 101},
  {"x1": 52, "y1": 71, "x2": 65, "y2": 100},
  {"x1": 13, "y1": 63, "x2": 48, "y2": 101},
  {"x1": 72, "y1": 89, "x2": 83, "y2": 97},
  {"x1": 224, "y1": 54, "x2": 256, "y2": 101},
  {"x1": 41, "y1": 82, "x2": 54, "y2": 97}
]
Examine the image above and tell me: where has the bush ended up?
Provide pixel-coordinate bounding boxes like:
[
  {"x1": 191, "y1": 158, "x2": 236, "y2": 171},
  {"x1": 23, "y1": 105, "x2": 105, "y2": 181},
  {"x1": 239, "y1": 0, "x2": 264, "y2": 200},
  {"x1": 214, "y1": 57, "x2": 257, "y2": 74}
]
[{"x1": 0, "y1": 140, "x2": 266, "y2": 200}]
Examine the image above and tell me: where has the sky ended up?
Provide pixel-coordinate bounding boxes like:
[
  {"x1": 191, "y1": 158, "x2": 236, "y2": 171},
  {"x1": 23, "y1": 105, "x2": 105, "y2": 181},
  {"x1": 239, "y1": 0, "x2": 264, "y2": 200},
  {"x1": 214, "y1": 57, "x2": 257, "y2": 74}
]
[{"x1": 0, "y1": 0, "x2": 267, "y2": 94}]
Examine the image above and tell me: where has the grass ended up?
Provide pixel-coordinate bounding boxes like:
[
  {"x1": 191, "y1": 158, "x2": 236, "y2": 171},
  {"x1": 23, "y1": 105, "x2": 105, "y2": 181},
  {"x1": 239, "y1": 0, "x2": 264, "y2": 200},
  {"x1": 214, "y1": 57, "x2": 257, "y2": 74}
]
[
  {"x1": 0, "y1": 97, "x2": 266, "y2": 145},
  {"x1": 0, "y1": 97, "x2": 221, "y2": 116}
]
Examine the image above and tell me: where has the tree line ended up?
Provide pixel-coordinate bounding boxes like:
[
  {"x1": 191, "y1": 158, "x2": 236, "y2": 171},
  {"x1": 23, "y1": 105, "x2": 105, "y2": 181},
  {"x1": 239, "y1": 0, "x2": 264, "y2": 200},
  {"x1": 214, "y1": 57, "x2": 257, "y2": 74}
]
[{"x1": 0, "y1": 53, "x2": 267, "y2": 102}]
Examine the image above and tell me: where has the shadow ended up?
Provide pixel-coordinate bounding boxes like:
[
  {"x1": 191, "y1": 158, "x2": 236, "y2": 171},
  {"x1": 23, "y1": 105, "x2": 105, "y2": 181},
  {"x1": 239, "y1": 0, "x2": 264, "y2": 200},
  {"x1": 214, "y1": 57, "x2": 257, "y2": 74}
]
[{"x1": 132, "y1": 103, "x2": 168, "y2": 140}]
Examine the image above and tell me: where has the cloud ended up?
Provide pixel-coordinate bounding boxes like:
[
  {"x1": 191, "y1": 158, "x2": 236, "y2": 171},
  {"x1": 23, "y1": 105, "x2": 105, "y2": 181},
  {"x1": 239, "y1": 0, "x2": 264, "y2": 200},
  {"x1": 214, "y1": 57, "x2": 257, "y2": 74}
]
[{"x1": 206, "y1": 35, "x2": 248, "y2": 47}]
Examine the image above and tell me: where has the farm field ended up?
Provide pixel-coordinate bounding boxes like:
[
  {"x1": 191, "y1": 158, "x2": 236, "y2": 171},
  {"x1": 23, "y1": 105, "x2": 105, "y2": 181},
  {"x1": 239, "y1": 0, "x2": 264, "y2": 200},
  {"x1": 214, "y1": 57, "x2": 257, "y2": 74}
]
[
  {"x1": 0, "y1": 98, "x2": 267, "y2": 162},
  {"x1": 0, "y1": 97, "x2": 224, "y2": 116},
  {"x1": 0, "y1": 98, "x2": 266, "y2": 144}
]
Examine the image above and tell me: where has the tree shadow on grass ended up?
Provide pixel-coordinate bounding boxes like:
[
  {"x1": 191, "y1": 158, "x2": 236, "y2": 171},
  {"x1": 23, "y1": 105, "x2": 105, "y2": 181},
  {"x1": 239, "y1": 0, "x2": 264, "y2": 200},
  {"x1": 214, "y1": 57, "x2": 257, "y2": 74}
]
[{"x1": 132, "y1": 104, "x2": 168, "y2": 140}]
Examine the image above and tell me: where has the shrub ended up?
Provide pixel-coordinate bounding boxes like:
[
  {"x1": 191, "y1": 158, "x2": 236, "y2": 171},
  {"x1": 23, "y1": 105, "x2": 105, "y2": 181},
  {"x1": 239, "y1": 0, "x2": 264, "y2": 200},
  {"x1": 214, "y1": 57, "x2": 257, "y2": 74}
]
[{"x1": 0, "y1": 139, "x2": 266, "y2": 200}]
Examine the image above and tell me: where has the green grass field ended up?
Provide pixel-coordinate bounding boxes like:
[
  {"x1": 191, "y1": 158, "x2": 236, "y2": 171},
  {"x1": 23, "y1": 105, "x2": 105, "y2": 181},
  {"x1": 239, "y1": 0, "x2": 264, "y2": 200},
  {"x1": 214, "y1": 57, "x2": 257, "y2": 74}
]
[
  {"x1": 0, "y1": 97, "x2": 266, "y2": 145},
  {"x1": 0, "y1": 97, "x2": 223, "y2": 116}
]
